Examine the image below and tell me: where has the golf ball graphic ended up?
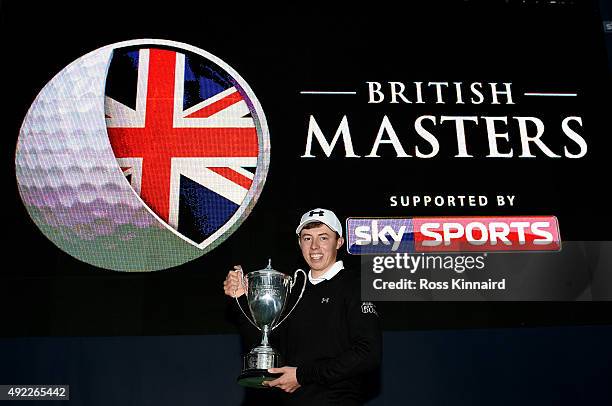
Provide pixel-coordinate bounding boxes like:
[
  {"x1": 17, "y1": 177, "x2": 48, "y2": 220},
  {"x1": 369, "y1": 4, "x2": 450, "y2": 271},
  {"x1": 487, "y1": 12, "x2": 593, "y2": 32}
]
[{"x1": 15, "y1": 40, "x2": 270, "y2": 271}]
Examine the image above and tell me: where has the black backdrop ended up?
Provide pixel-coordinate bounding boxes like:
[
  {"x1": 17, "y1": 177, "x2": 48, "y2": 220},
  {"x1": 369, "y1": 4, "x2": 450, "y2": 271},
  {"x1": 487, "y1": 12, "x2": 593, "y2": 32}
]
[{"x1": 3, "y1": 0, "x2": 612, "y2": 338}]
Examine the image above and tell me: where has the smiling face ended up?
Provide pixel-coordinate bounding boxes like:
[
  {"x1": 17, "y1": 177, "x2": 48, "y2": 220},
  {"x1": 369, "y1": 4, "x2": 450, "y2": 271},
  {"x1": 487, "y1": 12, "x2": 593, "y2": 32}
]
[{"x1": 298, "y1": 223, "x2": 344, "y2": 276}]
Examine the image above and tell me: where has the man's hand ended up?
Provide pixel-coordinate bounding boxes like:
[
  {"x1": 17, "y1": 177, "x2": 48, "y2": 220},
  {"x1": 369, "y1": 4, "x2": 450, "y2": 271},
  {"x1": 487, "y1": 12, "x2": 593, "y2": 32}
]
[
  {"x1": 223, "y1": 265, "x2": 245, "y2": 298},
  {"x1": 263, "y1": 366, "x2": 301, "y2": 393}
]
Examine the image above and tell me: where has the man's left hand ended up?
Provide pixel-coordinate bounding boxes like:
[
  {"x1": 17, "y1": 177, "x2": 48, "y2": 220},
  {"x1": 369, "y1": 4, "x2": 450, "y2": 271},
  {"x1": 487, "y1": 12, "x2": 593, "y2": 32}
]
[{"x1": 263, "y1": 366, "x2": 301, "y2": 393}]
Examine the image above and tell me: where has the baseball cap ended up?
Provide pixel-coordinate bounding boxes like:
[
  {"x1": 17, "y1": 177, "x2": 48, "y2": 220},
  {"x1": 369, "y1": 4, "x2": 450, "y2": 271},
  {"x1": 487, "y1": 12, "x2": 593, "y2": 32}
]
[{"x1": 295, "y1": 208, "x2": 343, "y2": 237}]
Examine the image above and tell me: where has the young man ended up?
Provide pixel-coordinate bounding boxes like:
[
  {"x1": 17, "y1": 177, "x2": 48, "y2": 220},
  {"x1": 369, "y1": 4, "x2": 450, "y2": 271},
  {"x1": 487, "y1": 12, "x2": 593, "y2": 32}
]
[{"x1": 223, "y1": 208, "x2": 381, "y2": 405}]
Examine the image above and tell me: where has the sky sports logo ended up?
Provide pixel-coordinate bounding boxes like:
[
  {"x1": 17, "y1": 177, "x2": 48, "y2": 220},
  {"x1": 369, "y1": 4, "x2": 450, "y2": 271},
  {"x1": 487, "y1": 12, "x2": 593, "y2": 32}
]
[{"x1": 346, "y1": 216, "x2": 561, "y2": 254}]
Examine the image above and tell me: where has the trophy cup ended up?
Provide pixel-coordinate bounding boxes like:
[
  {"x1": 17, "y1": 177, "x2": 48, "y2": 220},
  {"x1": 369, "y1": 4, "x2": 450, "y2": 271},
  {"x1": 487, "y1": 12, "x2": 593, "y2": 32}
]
[{"x1": 234, "y1": 259, "x2": 307, "y2": 388}]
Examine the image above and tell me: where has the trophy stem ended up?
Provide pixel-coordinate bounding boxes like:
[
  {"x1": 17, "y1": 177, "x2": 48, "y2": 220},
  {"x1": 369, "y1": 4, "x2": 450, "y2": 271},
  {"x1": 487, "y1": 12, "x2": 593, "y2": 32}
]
[{"x1": 261, "y1": 325, "x2": 270, "y2": 347}]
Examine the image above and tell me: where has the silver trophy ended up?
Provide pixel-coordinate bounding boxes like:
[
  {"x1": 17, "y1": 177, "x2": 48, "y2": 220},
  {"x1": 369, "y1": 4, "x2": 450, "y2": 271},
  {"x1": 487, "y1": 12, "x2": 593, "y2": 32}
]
[{"x1": 235, "y1": 259, "x2": 306, "y2": 388}]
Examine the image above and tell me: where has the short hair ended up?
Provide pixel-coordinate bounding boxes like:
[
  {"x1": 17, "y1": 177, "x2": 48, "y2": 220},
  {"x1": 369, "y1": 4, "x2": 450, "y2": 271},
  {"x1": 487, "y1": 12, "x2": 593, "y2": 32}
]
[{"x1": 299, "y1": 221, "x2": 341, "y2": 239}]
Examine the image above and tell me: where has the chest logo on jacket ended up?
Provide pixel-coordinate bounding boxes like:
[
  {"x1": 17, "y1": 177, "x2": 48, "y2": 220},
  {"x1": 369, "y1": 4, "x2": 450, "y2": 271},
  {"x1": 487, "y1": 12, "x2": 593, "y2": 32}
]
[{"x1": 362, "y1": 302, "x2": 378, "y2": 315}]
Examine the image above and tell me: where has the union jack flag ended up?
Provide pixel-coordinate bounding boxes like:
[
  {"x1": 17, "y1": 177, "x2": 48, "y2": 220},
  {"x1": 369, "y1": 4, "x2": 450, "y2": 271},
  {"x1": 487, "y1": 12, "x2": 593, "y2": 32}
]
[{"x1": 104, "y1": 47, "x2": 260, "y2": 246}]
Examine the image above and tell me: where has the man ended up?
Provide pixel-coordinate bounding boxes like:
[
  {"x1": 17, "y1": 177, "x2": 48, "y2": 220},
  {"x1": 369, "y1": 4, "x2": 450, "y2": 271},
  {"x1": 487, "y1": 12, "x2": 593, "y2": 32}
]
[{"x1": 223, "y1": 208, "x2": 381, "y2": 405}]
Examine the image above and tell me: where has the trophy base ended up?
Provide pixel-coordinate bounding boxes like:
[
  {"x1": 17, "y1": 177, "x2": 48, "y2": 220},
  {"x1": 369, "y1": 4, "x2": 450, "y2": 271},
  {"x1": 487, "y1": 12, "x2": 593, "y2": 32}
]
[
  {"x1": 237, "y1": 344, "x2": 282, "y2": 388},
  {"x1": 237, "y1": 369, "x2": 282, "y2": 388}
]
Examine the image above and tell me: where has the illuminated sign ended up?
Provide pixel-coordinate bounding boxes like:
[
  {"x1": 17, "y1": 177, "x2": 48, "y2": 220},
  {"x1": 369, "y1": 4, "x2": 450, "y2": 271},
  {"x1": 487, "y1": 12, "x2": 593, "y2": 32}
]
[
  {"x1": 347, "y1": 216, "x2": 561, "y2": 253},
  {"x1": 15, "y1": 39, "x2": 270, "y2": 271}
]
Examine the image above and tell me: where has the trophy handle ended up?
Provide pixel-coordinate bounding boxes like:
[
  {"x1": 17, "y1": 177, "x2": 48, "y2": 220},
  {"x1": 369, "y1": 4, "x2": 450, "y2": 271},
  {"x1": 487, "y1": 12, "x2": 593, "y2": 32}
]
[
  {"x1": 234, "y1": 270, "x2": 261, "y2": 331},
  {"x1": 272, "y1": 269, "x2": 307, "y2": 331}
]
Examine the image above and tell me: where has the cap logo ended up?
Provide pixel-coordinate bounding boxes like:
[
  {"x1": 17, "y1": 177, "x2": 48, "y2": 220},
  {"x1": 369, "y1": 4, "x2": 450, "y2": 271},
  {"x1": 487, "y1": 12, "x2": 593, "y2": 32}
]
[{"x1": 309, "y1": 210, "x2": 325, "y2": 217}]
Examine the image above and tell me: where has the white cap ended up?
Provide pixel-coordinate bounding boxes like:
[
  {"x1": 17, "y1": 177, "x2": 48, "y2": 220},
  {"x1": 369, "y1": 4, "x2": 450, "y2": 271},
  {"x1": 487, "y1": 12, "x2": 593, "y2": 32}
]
[{"x1": 295, "y1": 208, "x2": 343, "y2": 237}]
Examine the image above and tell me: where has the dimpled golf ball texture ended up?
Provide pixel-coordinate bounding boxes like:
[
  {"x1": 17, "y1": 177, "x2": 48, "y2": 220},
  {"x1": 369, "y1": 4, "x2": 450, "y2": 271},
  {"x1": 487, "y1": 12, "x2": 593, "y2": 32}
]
[{"x1": 15, "y1": 45, "x2": 203, "y2": 271}]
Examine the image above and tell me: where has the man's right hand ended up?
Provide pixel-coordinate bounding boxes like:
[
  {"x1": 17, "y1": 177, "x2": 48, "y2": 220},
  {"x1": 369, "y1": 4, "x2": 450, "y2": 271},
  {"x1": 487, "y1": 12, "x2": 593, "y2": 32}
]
[{"x1": 223, "y1": 265, "x2": 245, "y2": 298}]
